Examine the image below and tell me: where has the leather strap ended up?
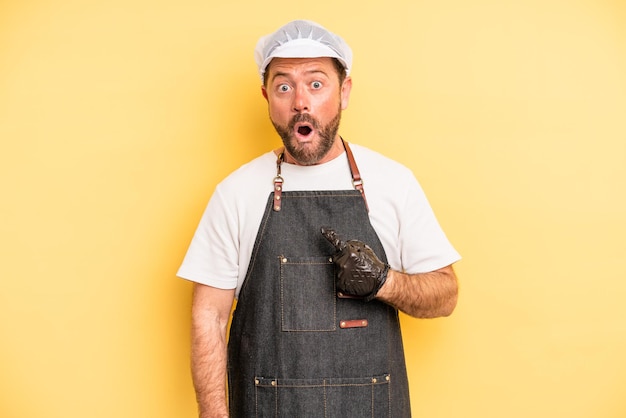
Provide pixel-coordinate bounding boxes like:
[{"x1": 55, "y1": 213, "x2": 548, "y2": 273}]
[
  {"x1": 339, "y1": 319, "x2": 368, "y2": 329},
  {"x1": 273, "y1": 138, "x2": 368, "y2": 212},
  {"x1": 273, "y1": 152, "x2": 284, "y2": 211},
  {"x1": 342, "y1": 139, "x2": 369, "y2": 212}
]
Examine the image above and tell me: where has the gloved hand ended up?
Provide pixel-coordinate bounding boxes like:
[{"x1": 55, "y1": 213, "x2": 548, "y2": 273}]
[{"x1": 321, "y1": 227, "x2": 390, "y2": 301}]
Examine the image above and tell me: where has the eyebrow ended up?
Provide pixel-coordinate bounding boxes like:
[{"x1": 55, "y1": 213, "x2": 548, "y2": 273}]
[{"x1": 270, "y1": 69, "x2": 330, "y2": 83}]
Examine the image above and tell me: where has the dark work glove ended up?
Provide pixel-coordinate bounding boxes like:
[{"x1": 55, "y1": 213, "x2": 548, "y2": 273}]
[{"x1": 321, "y1": 226, "x2": 390, "y2": 302}]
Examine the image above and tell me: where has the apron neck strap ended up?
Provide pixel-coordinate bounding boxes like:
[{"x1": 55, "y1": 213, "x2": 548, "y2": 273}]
[{"x1": 273, "y1": 138, "x2": 369, "y2": 212}]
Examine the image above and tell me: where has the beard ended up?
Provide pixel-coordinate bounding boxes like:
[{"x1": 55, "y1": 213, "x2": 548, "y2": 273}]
[{"x1": 271, "y1": 108, "x2": 342, "y2": 166}]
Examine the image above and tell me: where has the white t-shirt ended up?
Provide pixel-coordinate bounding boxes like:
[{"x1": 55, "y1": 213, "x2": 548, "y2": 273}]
[{"x1": 177, "y1": 144, "x2": 461, "y2": 298}]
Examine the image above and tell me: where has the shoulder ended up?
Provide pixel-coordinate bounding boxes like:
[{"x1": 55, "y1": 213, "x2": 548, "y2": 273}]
[
  {"x1": 347, "y1": 142, "x2": 429, "y2": 219},
  {"x1": 348, "y1": 143, "x2": 417, "y2": 186},
  {"x1": 216, "y1": 151, "x2": 276, "y2": 194}
]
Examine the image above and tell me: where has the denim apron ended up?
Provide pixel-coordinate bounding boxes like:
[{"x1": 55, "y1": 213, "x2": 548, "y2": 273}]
[{"x1": 227, "y1": 141, "x2": 411, "y2": 417}]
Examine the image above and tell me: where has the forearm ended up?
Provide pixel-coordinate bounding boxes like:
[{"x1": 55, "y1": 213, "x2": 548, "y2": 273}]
[
  {"x1": 191, "y1": 285, "x2": 234, "y2": 418},
  {"x1": 375, "y1": 265, "x2": 458, "y2": 318}
]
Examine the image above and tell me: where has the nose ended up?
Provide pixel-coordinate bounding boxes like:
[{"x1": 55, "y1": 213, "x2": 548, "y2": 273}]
[{"x1": 292, "y1": 85, "x2": 310, "y2": 113}]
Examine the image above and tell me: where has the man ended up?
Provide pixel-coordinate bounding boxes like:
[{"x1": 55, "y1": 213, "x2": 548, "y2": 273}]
[{"x1": 178, "y1": 20, "x2": 460, "y2": 418}]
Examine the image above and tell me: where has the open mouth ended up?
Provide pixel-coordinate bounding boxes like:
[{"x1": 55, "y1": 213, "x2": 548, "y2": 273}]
[
  {"x1": 290, "y1": 114, "x2": 317, "y2": 139},
  {"x1": 297, "y1": 125, "x2": 312, "y2": 136}
]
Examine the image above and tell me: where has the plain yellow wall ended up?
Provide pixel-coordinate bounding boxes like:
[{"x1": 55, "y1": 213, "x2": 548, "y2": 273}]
[{"x1": 1, "y1": 1, "x2": 625, "y2": 417}]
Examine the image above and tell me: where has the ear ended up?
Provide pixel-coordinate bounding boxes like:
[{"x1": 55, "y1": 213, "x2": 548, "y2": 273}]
[
  {"x1": 261, "y1": 85, "x2": 268, "y2": 101},
  {"x1": 340, "y1": 76, "x2": 352, "y2": 110}
]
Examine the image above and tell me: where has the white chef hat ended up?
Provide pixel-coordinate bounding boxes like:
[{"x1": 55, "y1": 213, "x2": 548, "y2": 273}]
[{"x1": 254, "y1": 20, "x2": 353, "y2": 82}]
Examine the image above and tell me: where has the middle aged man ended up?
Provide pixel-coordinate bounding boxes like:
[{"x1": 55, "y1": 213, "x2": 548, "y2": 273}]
[{"x1": 178, "y1": 20, "x2": 461, "y2": 418}]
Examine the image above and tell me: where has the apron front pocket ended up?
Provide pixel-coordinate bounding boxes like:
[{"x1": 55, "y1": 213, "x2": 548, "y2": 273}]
[
  {"x1": 254, "y1": 374, "x2": 391, "y2": 418},
  {"x1": 279, "y1": 256, "x2": 336, "y2": 332}
]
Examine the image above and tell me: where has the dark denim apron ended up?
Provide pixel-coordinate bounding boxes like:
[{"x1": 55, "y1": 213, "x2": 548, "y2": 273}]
[{"x1": 227, "y1": 142, "x2": 411, "y2": 417}]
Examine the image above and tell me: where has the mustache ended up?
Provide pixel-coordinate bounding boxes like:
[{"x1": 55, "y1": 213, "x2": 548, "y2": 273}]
[{"x1": 288, "y1": 113, "x2": 320, "y2": 130}]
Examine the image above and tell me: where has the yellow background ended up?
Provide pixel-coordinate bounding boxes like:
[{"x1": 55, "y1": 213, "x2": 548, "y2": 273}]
[{"x1": 1, "y1": 0, "x2": 625, "y2": 417}]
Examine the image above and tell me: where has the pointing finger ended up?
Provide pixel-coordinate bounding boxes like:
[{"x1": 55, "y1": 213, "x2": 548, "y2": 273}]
[{"x1": 320, "y1": 226, "x2": 346, "y2": 251}]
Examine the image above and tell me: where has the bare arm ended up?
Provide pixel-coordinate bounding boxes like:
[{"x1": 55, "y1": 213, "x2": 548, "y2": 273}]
[
  {"x1": 375, "y1": 265, "x2": 458, "y2": 318},
  {"x1": 191, "y1": 283, "x2": 235, "y2": 418}
]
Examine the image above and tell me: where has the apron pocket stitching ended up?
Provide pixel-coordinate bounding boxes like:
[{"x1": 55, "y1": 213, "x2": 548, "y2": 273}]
[{"x1": 280, "y1": 256, "x2": 336, "y2": 332}]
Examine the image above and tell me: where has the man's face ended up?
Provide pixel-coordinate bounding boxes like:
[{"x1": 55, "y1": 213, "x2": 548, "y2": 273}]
[{"x1": 262, "y1": 57, "x2": 352, "y2": 165}]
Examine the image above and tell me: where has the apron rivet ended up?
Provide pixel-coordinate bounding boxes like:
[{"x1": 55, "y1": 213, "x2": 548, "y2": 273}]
[
  {"x1": 372, "y1": 378, "x2": 377, "y2": 383},
  {"x1": 281, "y1": 257, "x2": 287, "y2": 263},
  {"x1": 255, "y1": 379, "x2": 259, "y2": 385},
  {"x1": 274, "y1": 205, "x2": 281, "y2": 211},
  {"x1": 271, "y1": 380, "x2": 277, "y2": 386},
  {"x1": 386, "y1": 375, "x2": 390, "y2": 381}
]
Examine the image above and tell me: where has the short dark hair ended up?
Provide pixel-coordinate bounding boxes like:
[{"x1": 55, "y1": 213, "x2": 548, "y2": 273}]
[
  {"x1": 263, "y1": 58, "x2": 347, "y2": 86},
  {"x1": 332, "y1": 58, "x2": 347, "y2": 85}
]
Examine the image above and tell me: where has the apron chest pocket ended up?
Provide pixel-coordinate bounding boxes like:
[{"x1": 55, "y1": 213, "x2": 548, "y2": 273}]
[
  {"x1": 254, "y1": 374, "x2": 391, "y2": 418},
  {"x1": 279, "y1": 256, "x2": 336, "y2": 332}
]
